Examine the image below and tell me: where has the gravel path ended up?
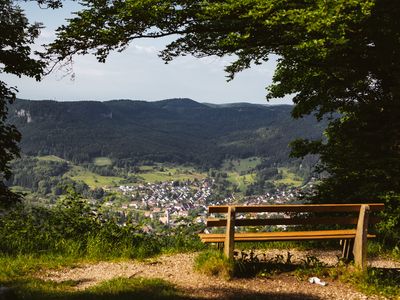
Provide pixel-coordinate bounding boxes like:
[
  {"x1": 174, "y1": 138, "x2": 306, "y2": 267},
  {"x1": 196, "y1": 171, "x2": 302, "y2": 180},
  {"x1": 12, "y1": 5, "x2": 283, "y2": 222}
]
[{"x1": 40, "y1": 250, "x2": 399, "y2": 299}]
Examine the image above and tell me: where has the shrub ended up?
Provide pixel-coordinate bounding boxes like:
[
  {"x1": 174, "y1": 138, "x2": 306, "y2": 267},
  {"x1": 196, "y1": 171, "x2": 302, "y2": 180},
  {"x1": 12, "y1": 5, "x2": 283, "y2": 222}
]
[{"x1": 378, "y1": 192, "x2": 400, "y2": 247}]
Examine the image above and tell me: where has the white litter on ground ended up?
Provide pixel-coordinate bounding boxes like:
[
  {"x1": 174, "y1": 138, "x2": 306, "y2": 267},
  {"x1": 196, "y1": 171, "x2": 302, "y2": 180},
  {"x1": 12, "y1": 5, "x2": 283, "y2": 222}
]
[{"x1": 309, "y1": 277, "x2": 327, "y2": 286}]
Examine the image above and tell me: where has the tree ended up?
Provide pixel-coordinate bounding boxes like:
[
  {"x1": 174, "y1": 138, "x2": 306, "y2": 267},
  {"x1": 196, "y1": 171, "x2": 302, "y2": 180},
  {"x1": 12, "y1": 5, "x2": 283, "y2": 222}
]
[
  {"x1": 46, "y1": 0, "x2": 400, "y2": 242},
  {"x1": 0, "y1": 0, "x2": 62, "y2": 206}
]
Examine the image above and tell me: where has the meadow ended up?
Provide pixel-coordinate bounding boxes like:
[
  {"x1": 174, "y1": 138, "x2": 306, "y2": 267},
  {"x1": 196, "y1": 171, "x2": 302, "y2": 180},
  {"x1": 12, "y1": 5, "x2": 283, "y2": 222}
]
[{"x1": 137, "y1": 165, "x2": 206, "y2": 183}]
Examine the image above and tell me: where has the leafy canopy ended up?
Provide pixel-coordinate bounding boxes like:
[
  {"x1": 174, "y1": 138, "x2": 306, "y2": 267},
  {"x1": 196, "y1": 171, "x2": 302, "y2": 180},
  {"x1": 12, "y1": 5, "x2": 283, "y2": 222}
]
[
  {"x1": 0, "y1": 0, "x2": 63, "y2": 206},
  {"x1": 47, "y1": 0, "x2": 400, "y2": 193},
  {"x1": 48, "y1": 0, "x2": 377, "y2": 118}
]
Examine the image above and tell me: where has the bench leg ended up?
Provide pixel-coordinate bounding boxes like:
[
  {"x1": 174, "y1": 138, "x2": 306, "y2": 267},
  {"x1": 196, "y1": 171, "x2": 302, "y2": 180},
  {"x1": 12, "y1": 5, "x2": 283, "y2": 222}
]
[
  {"x1": 352, "y1": 205, "x2": 370, "y2": 271},
  {"x1": 224, "y1": 206, "x2": 236, "y2": 260},
  {"x1": 217, "y1": 242, "x2": 223, "y2": 250},
  {"x1": 341, "y1": 239, "x2": 353, "y2": 261}
]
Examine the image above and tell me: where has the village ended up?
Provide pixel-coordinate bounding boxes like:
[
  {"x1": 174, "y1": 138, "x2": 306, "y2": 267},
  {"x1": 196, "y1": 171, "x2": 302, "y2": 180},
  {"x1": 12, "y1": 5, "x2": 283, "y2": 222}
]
[{"x1": 106, "y1": 178, "x2": 309, "y2": 229}]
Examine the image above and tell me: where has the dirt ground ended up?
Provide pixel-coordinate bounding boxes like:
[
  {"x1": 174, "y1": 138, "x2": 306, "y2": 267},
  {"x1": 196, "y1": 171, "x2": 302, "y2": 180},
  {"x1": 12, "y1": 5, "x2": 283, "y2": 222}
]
[{"x1": 40, "y1": 249, "x2": 400, "y2": 300}]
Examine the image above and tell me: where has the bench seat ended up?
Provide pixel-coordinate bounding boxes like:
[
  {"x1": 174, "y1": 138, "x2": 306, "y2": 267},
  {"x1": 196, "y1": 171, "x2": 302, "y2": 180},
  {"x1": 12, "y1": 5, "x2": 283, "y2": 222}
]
[{"x1": 199, "y1": 229, "x2": 376, "y2": 243}]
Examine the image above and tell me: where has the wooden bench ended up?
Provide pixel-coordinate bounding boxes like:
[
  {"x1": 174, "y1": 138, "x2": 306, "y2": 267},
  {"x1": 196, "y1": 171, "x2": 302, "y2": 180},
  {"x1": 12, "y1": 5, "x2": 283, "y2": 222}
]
[{"x1": 199, "y1": 203, "x2": 384, "y2": 270}]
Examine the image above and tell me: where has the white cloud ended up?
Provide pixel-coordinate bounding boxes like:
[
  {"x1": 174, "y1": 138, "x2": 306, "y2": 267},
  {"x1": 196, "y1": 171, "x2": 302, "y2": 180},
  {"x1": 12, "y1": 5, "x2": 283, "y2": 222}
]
[
  {"x1": 39, "y1": 28, "x2": 56, "y2": 41},
  {"x1": 132, "y1": 45, "x2": 158, "y2": 55}
]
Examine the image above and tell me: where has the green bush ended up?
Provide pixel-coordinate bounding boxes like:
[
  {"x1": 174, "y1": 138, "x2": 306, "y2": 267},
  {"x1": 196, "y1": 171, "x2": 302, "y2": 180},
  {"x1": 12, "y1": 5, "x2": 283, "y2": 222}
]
[{"x1": 378, "y1": 192, "x2": 400, "y2": 247}]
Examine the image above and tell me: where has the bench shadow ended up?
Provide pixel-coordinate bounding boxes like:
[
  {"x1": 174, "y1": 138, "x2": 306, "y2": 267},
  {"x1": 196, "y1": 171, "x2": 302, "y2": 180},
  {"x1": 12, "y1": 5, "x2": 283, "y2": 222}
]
[
  {"x1": 0, "y1": 278, "x2": 322, "y2": 300},
  {"x1": 184, "y1": 285, "x2": 321, "y2": 300}
]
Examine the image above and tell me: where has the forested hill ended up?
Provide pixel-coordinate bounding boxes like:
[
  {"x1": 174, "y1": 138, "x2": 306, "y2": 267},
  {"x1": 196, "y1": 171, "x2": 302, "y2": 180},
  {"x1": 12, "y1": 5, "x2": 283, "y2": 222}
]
[{"x1": 9, "y1": 98, "x2": 325, "y2": 167}]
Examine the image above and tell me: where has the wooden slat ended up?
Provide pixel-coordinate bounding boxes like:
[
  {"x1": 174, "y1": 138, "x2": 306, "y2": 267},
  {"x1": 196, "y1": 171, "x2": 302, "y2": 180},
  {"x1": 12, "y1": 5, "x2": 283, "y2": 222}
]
[
  {"x1": 206, "y1": 216, "x2": 381, "y2": 227},
  {"x1": 200, "y1": 235, "x2": 376, "y2": 242},
  {"x1": 202, "y1": 229, "x2": 355, "y2": 238},
  {"x1": 209, "y1": 203, "x2": 384, "y2": 214},
  {"x1": 199, "y1": 230, "x2": 377, "y2": 243}
]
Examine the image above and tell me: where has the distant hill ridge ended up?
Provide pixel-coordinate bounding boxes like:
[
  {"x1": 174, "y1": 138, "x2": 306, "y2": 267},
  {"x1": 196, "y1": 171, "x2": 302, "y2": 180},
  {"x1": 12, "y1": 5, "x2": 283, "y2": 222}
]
[{"x1": 9, "y1": 98, "x2": 325, "y2": 167}]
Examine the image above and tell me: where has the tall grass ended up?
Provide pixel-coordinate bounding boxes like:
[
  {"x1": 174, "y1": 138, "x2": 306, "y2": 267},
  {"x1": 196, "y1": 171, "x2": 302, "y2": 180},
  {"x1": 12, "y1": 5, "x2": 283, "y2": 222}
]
[
  {"x1": 0, "y1": 189, "x2": 204, "y2": 272},
  {"x1": 194, "y1": 250, "x2": 234, "y2": 279}
]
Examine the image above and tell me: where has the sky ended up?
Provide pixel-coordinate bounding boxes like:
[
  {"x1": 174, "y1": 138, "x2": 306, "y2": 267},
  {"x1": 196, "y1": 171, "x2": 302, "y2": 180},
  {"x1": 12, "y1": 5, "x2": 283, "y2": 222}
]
[{"x1": 3, "y1": 1, "x2": 293, "y2": 105}]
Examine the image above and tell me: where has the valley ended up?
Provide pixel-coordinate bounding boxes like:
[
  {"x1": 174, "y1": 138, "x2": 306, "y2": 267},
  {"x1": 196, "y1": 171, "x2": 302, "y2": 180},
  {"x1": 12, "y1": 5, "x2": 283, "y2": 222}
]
[
  {"x1": 9, "y1": 153, "x2": 310, "y2": 232},
  {"x1": 6, "y1": 98, "x2": 323, "y2": 232}
]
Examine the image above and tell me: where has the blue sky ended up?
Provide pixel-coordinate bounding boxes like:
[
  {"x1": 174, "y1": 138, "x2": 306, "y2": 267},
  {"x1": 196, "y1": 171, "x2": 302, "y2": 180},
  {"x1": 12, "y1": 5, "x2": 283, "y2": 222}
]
[{"x1": 4, "y1": 1, "x2": 293, "y2": 105}]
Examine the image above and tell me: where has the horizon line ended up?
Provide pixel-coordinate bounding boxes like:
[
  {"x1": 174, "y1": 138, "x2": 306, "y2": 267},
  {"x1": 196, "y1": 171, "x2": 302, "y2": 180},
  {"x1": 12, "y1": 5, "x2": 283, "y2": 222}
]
[{"x1": 16, "y1": 97, "x2": 293, "y2": 106}]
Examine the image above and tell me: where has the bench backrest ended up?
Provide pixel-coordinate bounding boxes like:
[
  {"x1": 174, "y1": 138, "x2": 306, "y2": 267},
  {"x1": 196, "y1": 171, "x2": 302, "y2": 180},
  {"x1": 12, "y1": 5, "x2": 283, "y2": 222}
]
[{"x1": 207, "y1": 203, "x2": 385, "y2": 227}]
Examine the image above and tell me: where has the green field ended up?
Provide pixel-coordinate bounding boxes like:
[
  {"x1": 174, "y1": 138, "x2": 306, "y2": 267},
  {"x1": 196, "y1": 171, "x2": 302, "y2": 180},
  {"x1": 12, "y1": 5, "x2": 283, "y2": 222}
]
[
  {"x1": 224, "y1": 162, "x2": 304, "y2": 192},
  {"x1": 222, "y1": 157, "x2": 261, "y2": 173},
  {"x1": 10, "y1": 185, "x2": 33, "y2": 194},
  {"x1": 221, "y1": 158, "x2": 260, "y2": 192},
  {"x1": 37, "y1": 155, "x2": 67, "y2": 163},
  {"x1": 19, "y1": 155, "x2": 303, "y2": 191},
  {"x1": 139, "y1": 165, "x2": 155, "y2": 171},
  {"x1": 65, "y1": 166, "x2": 125, "y2": 188},
  {"x1": 138, "y1": 166, "x2": 206, "y2": 183},
  {"x1": 274, "y1": 167, "x2": 303, "y2": 187},
  {"x1": 227, "y1": 172, "x2": 256, "y2": 192},
  {"x1": 63, "y1": 164, "x2": 206, "y2": 188},
  {"x1": 94, "y1": 157, "x2": 113, "y2": 166}
]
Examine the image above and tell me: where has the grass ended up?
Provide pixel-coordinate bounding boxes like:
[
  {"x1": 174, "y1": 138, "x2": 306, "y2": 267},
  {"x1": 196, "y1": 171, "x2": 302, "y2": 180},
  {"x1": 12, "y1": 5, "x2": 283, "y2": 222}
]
[
  {"x1": 37, "y1": 155, "x2": 68, "y2": 163},
  {"x1": 65, "y1": 166, "x2": 125, "y2": 188},
  {"x1": 367, "y1": 241, "x2": 400, "y2": 260},
  {"x1": 33, "y1": 158, "x2": 208, "y2": 188},
  {"x1": 343, "y1": 267, "x2": 400, "y2": 298},
  {"x1": 194, "y1": 250, "x2": 234, "y2": 279},
  {"x1": 1, "y1": 277, "x2": 186, "y2": 300},
  {"x1": 138, "y1": 166, "x2": 206, "y2": 183},
  {"x1": 222, "y1": 157, "x2": 261, "y2": 173},
  {"x1": 222, "y1": 158, "x2": 306, "y2": 192},
  {"x1": 93, "y1": 157, "x2": 113, "y2": 166},
  {"x1": 87, "y1": 277, "x2": 184, "y2": 299},
  {"x1": 45, "y1": 160, "x2": 208, "y2": 188},
  {"x1": 273, "y1": 167, "x2": 303, "y2": 187},
  {"x1": 139, "y1": 165, "x2": 157, "y2": 171},
  {"x1": 226, "y1": 172, "x2": 256, "y2": 192},
  {"x1": 0, "y1": 254, "x2": 81, "y2": 284},
  {"x1": 235, "y1": 241, "x2": 311, "y2": 251},
  {"x1": 10, "y1": 185, "x2": 33, "y2": 194}
]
